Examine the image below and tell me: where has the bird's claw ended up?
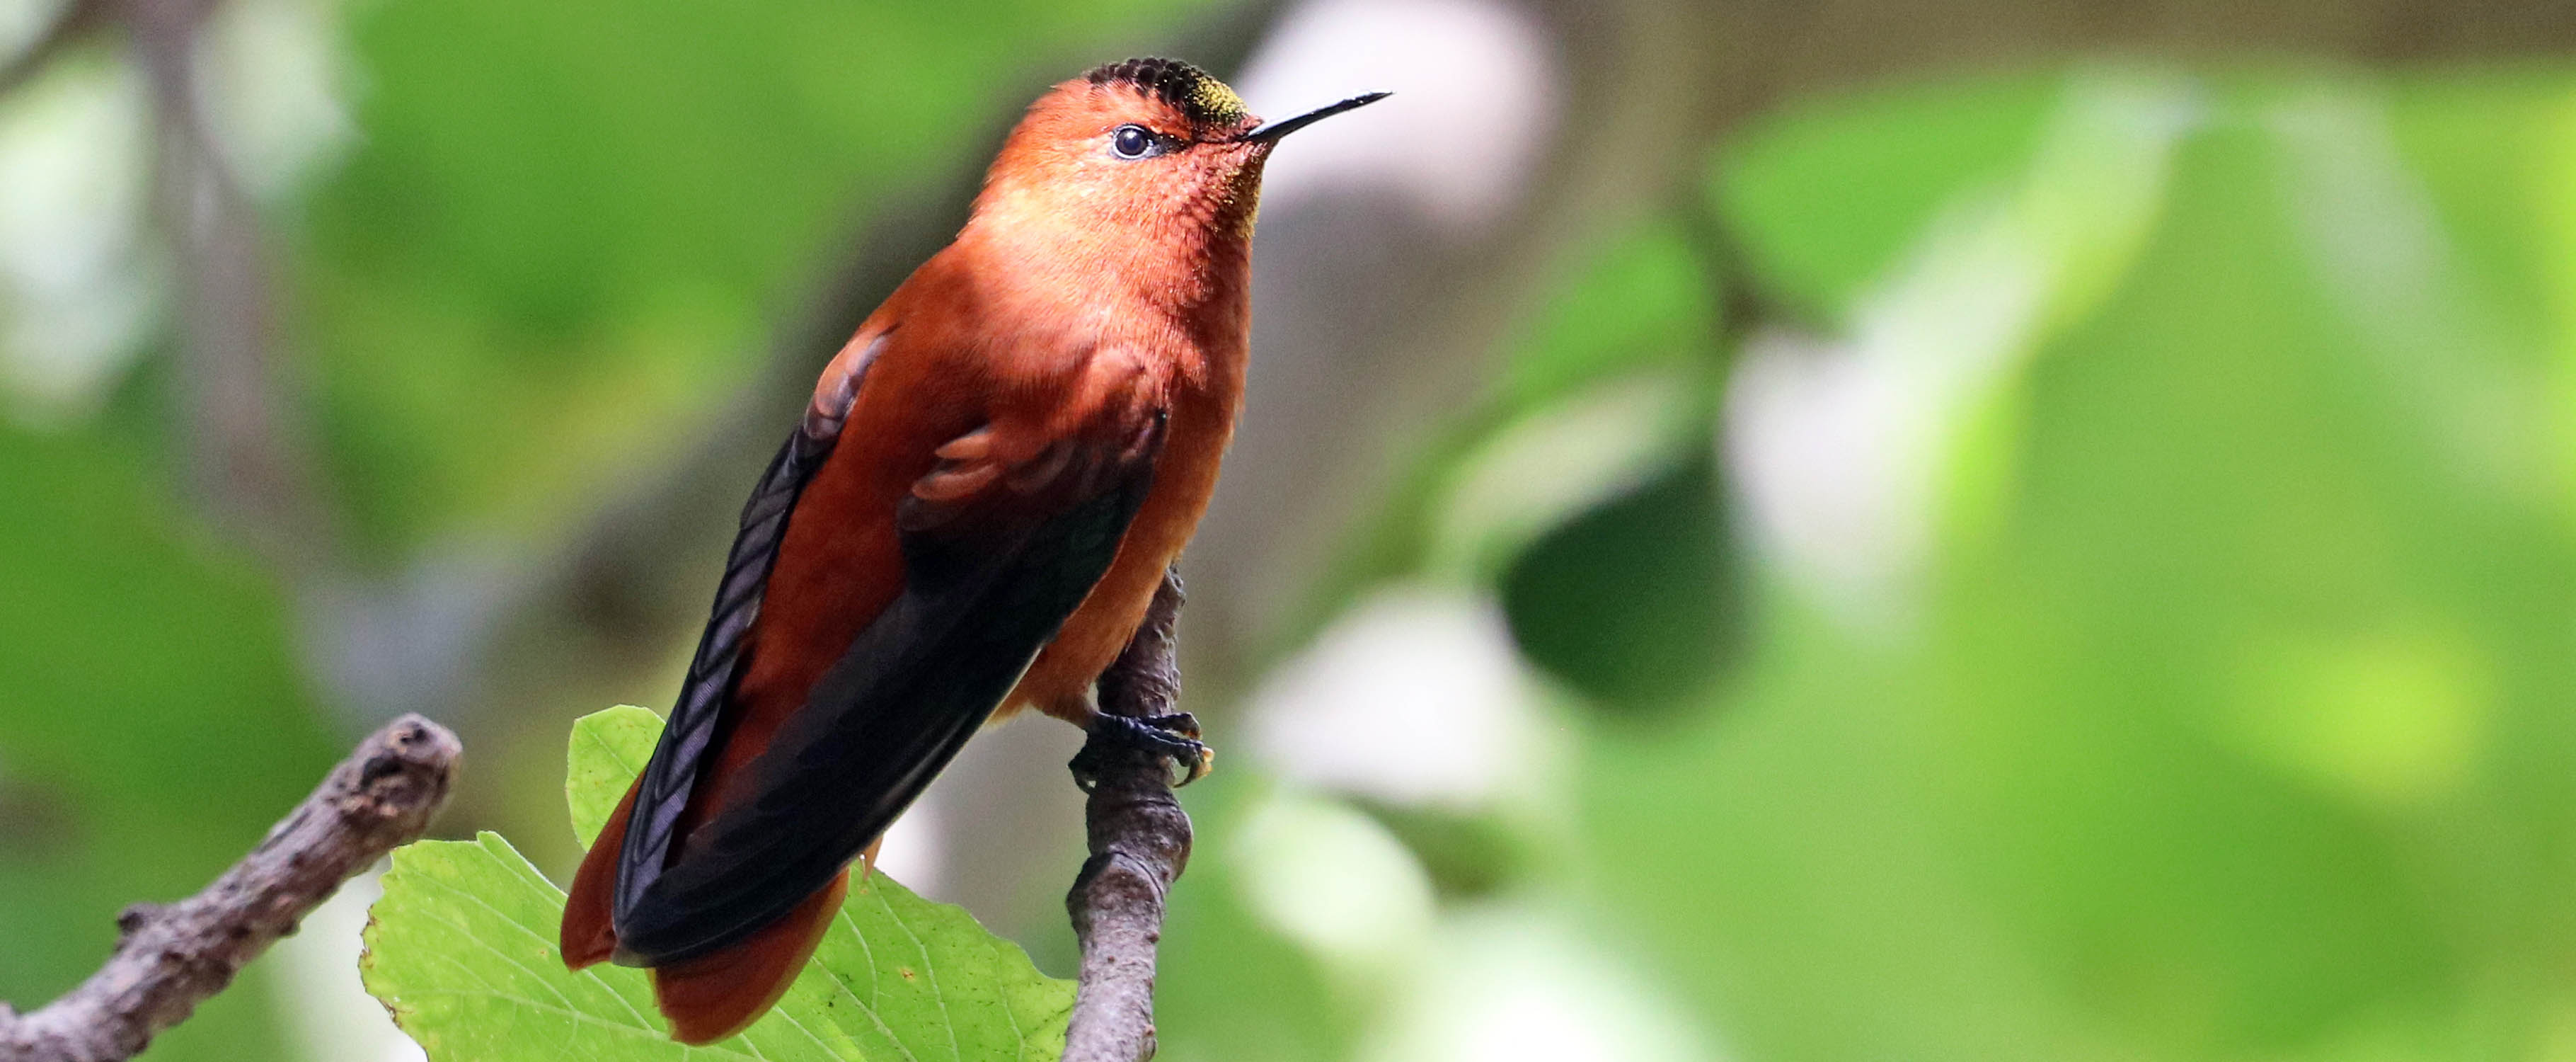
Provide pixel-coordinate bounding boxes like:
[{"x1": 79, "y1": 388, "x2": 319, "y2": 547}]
[{"x1": 1071, "y1": 712, "x2": 1213, "y2": 791}]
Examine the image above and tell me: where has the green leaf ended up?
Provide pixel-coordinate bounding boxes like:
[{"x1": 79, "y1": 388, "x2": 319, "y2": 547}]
[
  {"x1": 564, "y1": 705, "x2": 663, "y2": 847},
  {"x1": 1500, "y1": 450, "x2": 1741, "y2": 717},
  {"x1": 364, "y1": 708, "x2": 1076, "y2": 1060}
]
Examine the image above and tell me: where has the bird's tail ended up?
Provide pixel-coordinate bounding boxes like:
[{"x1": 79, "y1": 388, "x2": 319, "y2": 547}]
[
  {"x1": 651, "y1": 872, "x2": 847, "y2": 1044},
  {"x1": 558, "y1": 784, "x2": 636, "y2": 970},
  {"x1": 559, "y1": 777, "x2": 849, "y2": 1045}
]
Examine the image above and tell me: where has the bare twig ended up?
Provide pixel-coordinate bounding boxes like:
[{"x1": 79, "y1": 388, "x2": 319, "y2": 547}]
[
  {"x1": 1064, "y1": 569, "x2": 1192, "y2": 1062},
  {"x1": 0, "y1": 715, "x2": 460, "y2": 1062}
]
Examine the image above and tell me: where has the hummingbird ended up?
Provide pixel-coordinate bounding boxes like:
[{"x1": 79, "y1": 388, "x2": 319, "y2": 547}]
[{"x1": 557, "y1": 57, "x2": 1386, "y2": 1044}]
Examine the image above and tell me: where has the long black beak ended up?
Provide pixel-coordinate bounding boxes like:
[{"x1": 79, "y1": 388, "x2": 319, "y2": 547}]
[{"x1": 1238, "y1": 91, "x2": 1392, "y2": 144}]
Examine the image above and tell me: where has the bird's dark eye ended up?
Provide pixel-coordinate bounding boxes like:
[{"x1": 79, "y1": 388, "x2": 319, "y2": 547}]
[{"x1": 1111, "y1": 124, "x2": 1157, "y2": 159}]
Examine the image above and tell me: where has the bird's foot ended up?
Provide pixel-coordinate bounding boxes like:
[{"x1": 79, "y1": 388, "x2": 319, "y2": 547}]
[{"x1": 1071, "y1": 712, "x2": 1212, "y2": 791}]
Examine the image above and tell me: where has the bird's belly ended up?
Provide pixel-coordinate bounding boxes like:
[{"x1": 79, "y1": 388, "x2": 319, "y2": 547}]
[{"x1": 1002, "y1": 392, "x2": 1231, "y2": 722}]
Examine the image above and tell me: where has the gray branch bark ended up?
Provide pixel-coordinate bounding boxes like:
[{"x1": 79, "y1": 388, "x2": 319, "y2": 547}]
[
  {"x1": 0, "y1": 715, "x2": 461, "y2": 1062},
  {"x1": 123, "y1": 0, "x2": 344, "y2": 579},
  {"x1": 1064, "y1": 570, "x2": 1192, "y2": 1062}
]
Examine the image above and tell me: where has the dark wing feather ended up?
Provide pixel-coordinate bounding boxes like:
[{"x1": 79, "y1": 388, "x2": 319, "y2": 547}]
[
  {"x1": 613, "y1": 414, "x2": 1166, "y2": 964},
  {"x1": 613, "y1": 334, "x2": 884, "y2": 923}
]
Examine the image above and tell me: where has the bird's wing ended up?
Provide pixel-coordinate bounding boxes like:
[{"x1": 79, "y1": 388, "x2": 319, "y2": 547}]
[
  {"x1": 611, "y1": 356, "x2": 1167, "y2": 965},
  {"x1": 606, "y1": 332, "x2": 890, "y2": 932}
]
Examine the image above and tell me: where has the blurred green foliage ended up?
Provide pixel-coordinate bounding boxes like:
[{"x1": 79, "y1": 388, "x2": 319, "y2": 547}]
[
  {"x1": 1502, "y1": 450, "x2": 1736, "y2": 715},
  {"x1": 1141, "y1": 58, "x2": 2576, "y2": 1062},
  {"x1": 296, "y1": 0, "x2": 1212, "y2": 554},
  {"x1": 1718, "y1": 72, "x2": 2060, "y2": 315},
  {"x1": 0, "y1": 428, "x2": 339, "y2": 1061},
  {"x1": 4, "y1": 0, "x2": 2576, "y2": 1057},
  {"x1": 1513, "y1": 67, "x2": 2576, "y2": 1062}
]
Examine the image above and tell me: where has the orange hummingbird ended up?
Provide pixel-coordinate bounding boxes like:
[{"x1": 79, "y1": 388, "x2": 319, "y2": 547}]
[{"x1": 557, "y1": 57, "x2": 1386, "y2": 1044}]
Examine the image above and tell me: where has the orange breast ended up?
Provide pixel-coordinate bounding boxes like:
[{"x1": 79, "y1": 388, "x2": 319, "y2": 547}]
[
  {"x1": 715, "y1": 232, "x2": 1250, "y2": 759},
  {"x1": 1004, "y1": 375, "x2": 1237, "y2": 722}
]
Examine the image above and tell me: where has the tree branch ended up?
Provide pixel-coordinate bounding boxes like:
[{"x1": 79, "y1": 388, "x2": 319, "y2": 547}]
[
  {"x1": 1064, "y1": 569, "x2": 1192, "y2": 1062},
  {"x1": 0, "y1": 714, "x2": 461, "y2": 1062},
  {"x1": 123, "y1": 0, "x2": 344, "y2": 579}
]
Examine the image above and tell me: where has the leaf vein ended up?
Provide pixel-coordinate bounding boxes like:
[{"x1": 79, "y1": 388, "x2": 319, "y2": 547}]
[{"x1": 873, "y1": 884, "x2": 964, "y2": 1062}]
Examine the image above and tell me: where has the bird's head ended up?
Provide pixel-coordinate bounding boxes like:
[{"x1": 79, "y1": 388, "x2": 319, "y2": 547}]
[{"x1": 973, "y1": 57, "x2": 1387, "y2": 251}]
